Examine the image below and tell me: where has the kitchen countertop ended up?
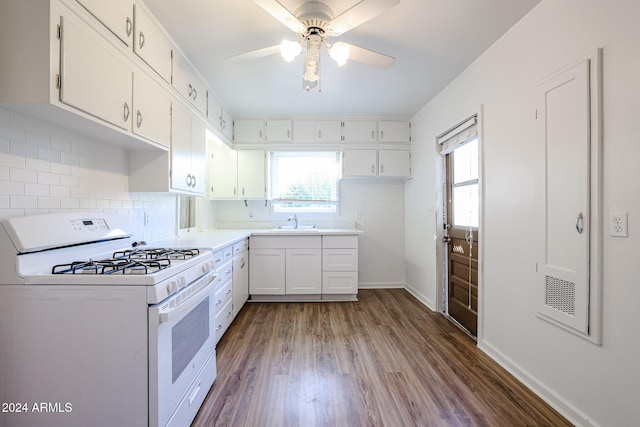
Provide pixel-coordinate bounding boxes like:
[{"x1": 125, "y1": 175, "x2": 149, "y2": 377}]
[{"x1": 153, "y1": 228, "x2": 362, "y2": 251}]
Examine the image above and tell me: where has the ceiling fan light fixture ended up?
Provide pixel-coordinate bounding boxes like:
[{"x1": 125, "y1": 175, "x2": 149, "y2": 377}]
[
  {"x1": 280, "y1": 39, "x2": 302, "y2": 62},
  {"x1": 329, "y1": 42, "x2": 350, "y2": 67}
]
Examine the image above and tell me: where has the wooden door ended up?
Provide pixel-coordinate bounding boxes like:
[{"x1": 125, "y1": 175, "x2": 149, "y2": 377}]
[{"x1": 445, "y1": 138, "x2": 479, "y2": 336}]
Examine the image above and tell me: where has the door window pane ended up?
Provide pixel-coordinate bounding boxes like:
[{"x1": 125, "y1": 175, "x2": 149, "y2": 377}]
[
  {"x1": 452, "y1": 138, "x2": 479, "y2": 228},
  {"x1": 453, "y1": 138, "x2": 478, "y2": 184},
  {"x1": 453, "y1": 184, "x2": 479, "y2": 227}
]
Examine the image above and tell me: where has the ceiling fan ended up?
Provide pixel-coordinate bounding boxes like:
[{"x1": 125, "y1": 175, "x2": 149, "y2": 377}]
[{"x1": 229, "y1": 0, "x2": 400, "y2": 91}]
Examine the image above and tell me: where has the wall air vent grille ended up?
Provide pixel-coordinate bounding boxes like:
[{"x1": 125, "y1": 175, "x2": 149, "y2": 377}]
[{"x1": 545, "y1": 276, "x2": 576, "y2": 316}]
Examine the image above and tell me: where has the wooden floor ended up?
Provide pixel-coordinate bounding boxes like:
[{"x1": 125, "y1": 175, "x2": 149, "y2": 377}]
[{"x1": 193, "y1": 289, "x2": 571, "y2": 427}]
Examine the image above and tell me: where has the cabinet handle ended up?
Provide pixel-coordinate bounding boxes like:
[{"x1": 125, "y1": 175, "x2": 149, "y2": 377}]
[
  {"x1": 242, "y1": 187, "x2": 245, "y2": 196},
  {"x1": 221, "y1": 119, "x2": 225, "y2": 129},
  {"x1": 318, "y1": 129, "x2": 322, "y2": 139},
  {"x1": 188, "y1": 84, "x2": 193, "y2": 97},
  {"x1": 191, "y1": 175, "x2": 196, "y2": 188},
  {"x1": 123, "y1": 102, "x2": 130, "y2": 122},
  {"x1": 136, "y1": 110, "x2": 142, "y2": 128},
  {"x1": 192, "y1": 87, "x2": 197, "y2": 100},
  {"x1": 287, "y1": 129, "x2": 290, "y2": 139},
  {"x1": 380, "y1": 130, "x2": 384, "y2": 140},
  {"x1": 126, "y1": 17, "x2": 132, "y2": 37},
  {"x1": 138, "y1": 31, "x2": 145, "y2": 49},
  {"x1": 240, "y1": 258, "x2": 246, "y2": 268},
  {"x1": 259, "y1": 129, "x2": 263, "y2": 139},
  {"x1": 233, "y1": 187, "x2": 237, "y2": 196},
  {"x1": 371, "y1": 130, "x2": 375, "y2": 140},
  {"x1": 186, "y1": 174, "x2": 192, "y2": 187},
  {"x1": 371, "y1": 165, "x2": 375, "y2": 173},
  {"x1": 380, "y1": 165, "x2": 384, "y2": 174},
  {"x1": 576, "y1": 212, "x2": 584, "y2": 234}
]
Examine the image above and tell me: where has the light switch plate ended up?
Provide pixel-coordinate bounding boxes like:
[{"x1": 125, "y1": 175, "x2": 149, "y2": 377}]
[{"x1": 609, "y1": 212, "x2": 628, "y2": 237}]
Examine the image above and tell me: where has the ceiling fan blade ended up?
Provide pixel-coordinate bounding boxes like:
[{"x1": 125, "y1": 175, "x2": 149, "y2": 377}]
[
  {"x1": 327, "y1": 0, "x2": 400, "y2": 36},
  {"x1": 228, "y1": 45, "x2": 281, "y2": 63},
  {"x1": 344, "y1": 43, "x2": 395, "y2": 68},
  {"x1": 254, "y1": 0, "x2": 306, "y2": 34}
]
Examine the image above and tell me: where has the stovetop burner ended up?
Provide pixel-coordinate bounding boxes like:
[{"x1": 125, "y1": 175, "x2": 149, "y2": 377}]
[{"x1": 51, "y1": 248, "x2": 201, "y2": 275}]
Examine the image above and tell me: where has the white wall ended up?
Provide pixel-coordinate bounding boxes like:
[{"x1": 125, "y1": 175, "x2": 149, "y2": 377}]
[
  {"x1": 0, "y1": 107, "x2": 177, "y2": 241},
  {"x1": 213, "y1": 178, "x2": 406, "y2": 287},
  {"x1": 405, "y1": 0, "x2": 640, "y2": 425}
]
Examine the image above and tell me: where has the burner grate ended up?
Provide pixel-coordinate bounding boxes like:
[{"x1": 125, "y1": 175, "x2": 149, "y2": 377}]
[{"x1": 52, "y1": 258, "x2": 172, "y2": 275}]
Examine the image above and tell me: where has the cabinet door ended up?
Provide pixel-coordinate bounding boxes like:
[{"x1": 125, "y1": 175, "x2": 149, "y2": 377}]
[
  {"x1": 132, "y1": 72, "x2": 171, "y2": 148},
  {"x1": 234, "y1": 120, "x2": 264, "y2": 142},
  {"x1": 190, "y1": 118, "x2": 207, "y2": 195},
  {"x1": 286, "y1": 249, "x2": 321, "y2": 294},
  {"x1": 207, "y1": 94, "x2": 222, "y2": 131},
  {"x1": 207, "y1": 141, "x2": 237, "y2": 199},
  {"x1": 378, "y1": 149, "x2": 411, "y2": 177},
  {"x1": 266, "y1": 120, "x2": 292, "y2": 142},
  {"x1": 343, "y1": 120, "x2": 377, "y2": 142},
  {"x1": 221, "y1": 108, "x2": 233, "y2": 140},
  {"x1": 316, "y1": 120, "x2": 342, "y2": 142},
  {"x1": 133, "y1": 5, "x2": 172, "y2": 83},
  {"x1": 172, "y1": 50, "x2": 207, "y2": 114},
  {"x1": 379, "y1": 121, "x2": 411, "y2": 143},
  {"x1": 237, "y1": 150, "x2": 266, "y2": 199},
  {"x1": 76, "y1": 0, "x2": 133, "y2": 46},
  {"x1": 59, "y1": 15, "x2": 133, "y2": 131},
  {"x1": 322, "y1": 249, "x2": 358, "y2": 271},
  {"x1": 292, "y1": 120, "x2": 315, "y2": 143},
  {"x1": 249, "y1": 249, "x2": 285, "y2": 295},
  {"x1": 232, "y1": 252, "x2": 249, "y2": 318},
  {"x1": 342, "y1": 150, "x2": 377, "y2": 177},
  {"x1": 170, "y1": 104, "x2": 192, "y2": 192}
]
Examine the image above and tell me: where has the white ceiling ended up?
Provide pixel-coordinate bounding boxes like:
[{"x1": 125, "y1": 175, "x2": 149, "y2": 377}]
[{"x1": 143, "y1": 0, "x2": 541, "y2": 117}]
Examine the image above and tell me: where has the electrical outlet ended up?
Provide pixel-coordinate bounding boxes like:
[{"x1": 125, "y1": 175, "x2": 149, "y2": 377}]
[
  {"x1": 144, "y1": 212, "x2": 151, "y2": 227},
  {"x1": 609, "y1": 212, "x2": 628, "y2": 237}
]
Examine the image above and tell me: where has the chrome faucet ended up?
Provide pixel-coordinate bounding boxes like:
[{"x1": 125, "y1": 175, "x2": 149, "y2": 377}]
[{"x1": 287, "y1": 214, "x2": 298, "y2": 229}]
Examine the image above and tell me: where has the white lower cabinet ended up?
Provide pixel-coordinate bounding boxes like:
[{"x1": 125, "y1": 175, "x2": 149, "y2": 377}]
[
  {"x1": 232, "y1": 239, "x2": 249, "y2": 318},
  {"x1": 322, "y1": 236, "x2": 359, "y2": 295},
  {"x1": 249, "y1": 234, "x2": 358, "y2": 299},
  {"x1": 249, "y1": 236, "x2": 321, "y2": 296}
]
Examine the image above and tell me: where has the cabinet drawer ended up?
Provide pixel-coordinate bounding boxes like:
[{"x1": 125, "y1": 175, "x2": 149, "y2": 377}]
[
  {"x1": 215, "y1": 261, "x2": 233, "y2": 285},
  {"x1": 214, "y1": 298, "x2": 233, "y2": 343},
  {"x1": 322, "y1": 272, "x2": 358, "y2": 294},
  {"x1": 322, "y1": 235, "x2": 358, "y2": 249},
  {"x1": 250, "y1": 235, "x2": 321, "y2": 249},
  {"x1": 233, "y1": 238, "x2": 249, "y2": 255},
  {"x1": 322, "y1": 249, "x2": 358, "y2": 271},
  {"x1": 213, "y1": 245, "x2": 233, "y2": 268},
  {"x1": 214, "y1": 280, "x2": 233, "y2": 311}
]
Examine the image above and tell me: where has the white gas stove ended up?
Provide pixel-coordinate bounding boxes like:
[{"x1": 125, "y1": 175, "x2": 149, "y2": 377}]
[{"x1": 0, "y1": 213, "x2": 217, "y2": 427}]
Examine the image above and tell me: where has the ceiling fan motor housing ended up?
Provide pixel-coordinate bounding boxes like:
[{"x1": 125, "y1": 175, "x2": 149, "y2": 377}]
[{"x1": 296, "y1": 1, "x2": 333, "y2": 34}]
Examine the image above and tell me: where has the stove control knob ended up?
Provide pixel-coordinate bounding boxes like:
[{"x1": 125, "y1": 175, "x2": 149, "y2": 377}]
[{"x1": 167, "y1": 280, "x2": 179, "y2": 295}]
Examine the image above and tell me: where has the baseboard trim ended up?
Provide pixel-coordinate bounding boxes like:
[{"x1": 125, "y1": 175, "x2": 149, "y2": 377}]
[
  {"x1": 358, "y1": 282, "x2": 405, "y2": 289},
  {"x1": 404, "y1": 284, "x2": 436, "y2": 311},
  {"x1": 478, "y1": 340, "x2": 597, "y2": 427}
]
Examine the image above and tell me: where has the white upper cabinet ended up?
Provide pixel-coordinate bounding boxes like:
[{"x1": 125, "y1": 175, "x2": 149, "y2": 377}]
[
  {"x1": 266, "y1": 120, "x2": 292, "y2": 142},
  {"x1": 75, "y1": 0, "x2": 134, "y2": 47},
  {"x1": 237, "y1": 150, "x2": 266, "y2": 199},
  {"x1": 207, "y1": 93, "x2": 223, "y2": 131},
  {"x1": 59, "y1": 14, "x2": 133, "y2": 131},
  {"x1": 132, "y1": 72, "x2": 171, "y2": 148},
  {"x1": 207, "y1": 141, "x2": 237, "y2": 199},
  {"x1": 316, "y1": 120, "x2": 342, "y2": 142},
  {"x1": 172, "y1": 49, "x2": 208, "y2": 114},
  {"x1": 379, "y1": 120, "x2": 411, "y2": 143},
  {"x1": 378, "y1": 149, "x2": 411, "y2": 177},
  {"x1": 292, "y1": 120, "x2": 315, "y2": 143},
  {"x1": 133, "y1": 5, "x2": 172, "y2": 83},
  {"x1": 171, "y1": 104, "x2": 206, "y2": 195},
  {"x1": 221, "y1": 109, "x2": 233, "y2": 141},
  {"x1": 343, "y1": 120, "x2": 377, "y2": 142},
  {"x1": 342, "y1": 150, "x2": 378, "y2": 177},
  {"x1": 234, "y1": 120, "x2": 264, "y2": 142}
]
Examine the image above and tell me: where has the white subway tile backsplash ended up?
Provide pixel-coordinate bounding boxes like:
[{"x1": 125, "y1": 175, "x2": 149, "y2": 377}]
[
  {"x1": 25, "y1": 183, "x2": 49, "y2": 197},
  {"x1": 38, "y1": 171, "x2": 60, "y2": 186},
  {"x1": 25, "y1": 158, "x2": 50, "y2": 172},
  {"x1": 0, "y1": 107, "x2": 178, "y2": 242},
  {"x1": 0, "y1": 152, "x2": 26, "y2": 169},
  {"x1": 38, "y1": 197, "x2": 61, "y2": 209},
  {"x1": 10, "y1": 195, "x2": 37, "y2": 209},
  {"x1": 0, "y1": 181, "x2": 24, "y2": 195},
  {"x1": 10, "y1": 168, "x2": 37, "y2": 183}
]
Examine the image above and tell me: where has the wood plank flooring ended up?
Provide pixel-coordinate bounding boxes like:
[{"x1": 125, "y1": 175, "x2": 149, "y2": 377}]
[{"x1": 192, "y1": 289, "x2": 571, "y2": 427}]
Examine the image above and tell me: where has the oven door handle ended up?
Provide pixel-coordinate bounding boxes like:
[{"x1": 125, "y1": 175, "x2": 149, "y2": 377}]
[{"x1": 157, "y1": 273, "x2": 215, "y2": 324}]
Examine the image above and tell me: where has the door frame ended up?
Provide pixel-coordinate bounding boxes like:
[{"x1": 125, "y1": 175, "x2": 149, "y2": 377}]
[{"x1": 435, "y1": 107, "x2": 485, "y2": 340}]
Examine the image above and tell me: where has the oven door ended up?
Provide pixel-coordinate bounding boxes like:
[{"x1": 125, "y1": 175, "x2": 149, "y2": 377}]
[{"x1": 149, "y1": 269, "x2": 216, "y2": 427}]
